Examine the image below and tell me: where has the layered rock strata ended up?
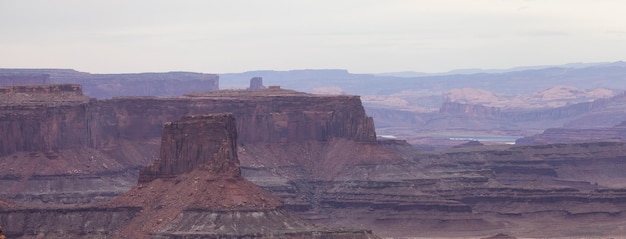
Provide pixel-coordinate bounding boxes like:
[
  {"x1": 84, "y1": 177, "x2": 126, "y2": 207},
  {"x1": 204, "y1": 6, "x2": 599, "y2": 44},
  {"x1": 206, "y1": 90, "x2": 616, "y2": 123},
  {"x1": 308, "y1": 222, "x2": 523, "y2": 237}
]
[
  {"x1": 0, "y1": 86, "x2": 381, "y2": 204},
  {"x1": 0, "y1": 114, "x2": 377, "y2": 239},
  {"x1": 0, "y1": 84, "x2": 150, "y2": 204},
  {"x1": 5, "y1": 84, "x2": 626, "y2": 237},
  {"x1": 138, "y1": 114, "x2": 240, "y2": 183},
  {"x1": 112, "y1": 113, "x2": 376, "y2": 238}
]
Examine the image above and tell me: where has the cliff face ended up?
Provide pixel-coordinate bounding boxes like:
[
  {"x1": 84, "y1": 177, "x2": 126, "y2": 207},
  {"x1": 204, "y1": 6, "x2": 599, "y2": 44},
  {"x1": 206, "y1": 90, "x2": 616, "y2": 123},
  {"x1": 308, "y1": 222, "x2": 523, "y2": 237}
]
[
  {"x1": 111, "y1": 113, "x2": 375, "y2": 239},
  {"x1": 138, "y1": 114, "x2": 240, "y2": 183},
  {"x1": 94, "y1": 91, "x2": 376, "y2": 145},
  {"x1": 5, "y1": 83, "x2": 626, "y2": 237},
  {"x1": 0, "y1": 86, "x2": 381, "y2": 204},
  {"x1": 0, "y1": 113, "x2": 377, "y2": 239},
  {"x1": 0, "y1": 86, "x2": 375, "y2": 155},
  {"x1": 0, "y1": 85, "x2": 93, "y2": 156}
]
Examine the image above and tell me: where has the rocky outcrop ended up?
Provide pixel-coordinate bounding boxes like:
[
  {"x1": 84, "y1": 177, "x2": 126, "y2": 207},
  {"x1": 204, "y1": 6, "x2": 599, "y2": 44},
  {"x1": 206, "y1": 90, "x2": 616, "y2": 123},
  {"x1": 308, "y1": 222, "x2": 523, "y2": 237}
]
[
  {"x1": 138, "y1": 114, "x2": 240, "y2": 183},
  {"x1": 6, "y1": 83, "x2": 626, "y2": 238},
  {"x1": 0, "y1": 86, "x2": 375, "y2": 156},
  {"x1": 248, "y1": 76, "x2": 266, "y2": 90},
  {"x1": 113, "y1": 113, "x2": 376, "y2": 238},
  {"x1": 0, "y1": 114, "x2": 378, "y2": 239},
  {"x1": 0, "y1": 84, "x2": 93, "y2": 156},
  {"x1": 0, "y1": 86, "x2": 381, "y2": 204}
]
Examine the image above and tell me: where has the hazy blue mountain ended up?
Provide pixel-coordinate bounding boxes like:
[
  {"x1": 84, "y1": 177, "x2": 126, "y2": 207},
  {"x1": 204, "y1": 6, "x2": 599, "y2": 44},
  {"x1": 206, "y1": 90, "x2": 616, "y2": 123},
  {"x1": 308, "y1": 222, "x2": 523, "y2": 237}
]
[{"x1": 220, "y1": 62, "x2": 626, "y2": 96}]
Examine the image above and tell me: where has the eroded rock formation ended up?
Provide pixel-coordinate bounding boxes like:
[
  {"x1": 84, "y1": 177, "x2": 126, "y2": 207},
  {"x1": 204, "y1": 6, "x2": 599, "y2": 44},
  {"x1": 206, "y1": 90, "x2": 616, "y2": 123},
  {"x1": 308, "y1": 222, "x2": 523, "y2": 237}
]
[
  {"x1": 248, "y1": 76, "x2": 266, "y2": 90},
  {"x1": 0, "y1": 85, "x2": 382, "y2": 204},
  {"x1": 3, "y1": 83, "x2": 626, "y2": 238},
  {"x1": 0, "y1": 84, "x2": 92, "y2": 156},
  {"x1": 0, "y1": 114, "x2": 377, "y2": 239},
  {"x1": 138, "y1": 114, "x2": 240, "y2": 182}
]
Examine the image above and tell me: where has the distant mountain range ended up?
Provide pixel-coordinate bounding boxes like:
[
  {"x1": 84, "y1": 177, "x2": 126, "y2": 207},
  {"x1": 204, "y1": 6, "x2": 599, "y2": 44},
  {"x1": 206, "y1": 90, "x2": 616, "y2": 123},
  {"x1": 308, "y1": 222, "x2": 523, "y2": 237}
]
[
  {"x1": 372, "y1": 61, "x2": 623, "y2": 77},
  {"x1": 220, "y1": 61, "x2": 626, "y2": 96}
]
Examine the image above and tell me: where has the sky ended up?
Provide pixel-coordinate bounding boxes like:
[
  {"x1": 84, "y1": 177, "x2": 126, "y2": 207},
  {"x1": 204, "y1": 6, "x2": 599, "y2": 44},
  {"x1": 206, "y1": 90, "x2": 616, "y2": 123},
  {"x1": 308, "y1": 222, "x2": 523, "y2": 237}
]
[{"x1": 1, "y1": 0, "x2": 625, "y2": 74}]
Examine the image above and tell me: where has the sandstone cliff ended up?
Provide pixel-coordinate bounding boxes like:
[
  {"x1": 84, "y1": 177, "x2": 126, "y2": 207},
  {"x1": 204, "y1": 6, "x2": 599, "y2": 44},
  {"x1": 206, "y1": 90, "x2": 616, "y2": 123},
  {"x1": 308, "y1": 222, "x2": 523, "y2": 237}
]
[
  {"x1": 0, "y1": 86, "x2": 382, "y2": 204},
  {"x1": 0, "y1": 86, "x2": 376, "y2": 157},
  {"x1": 0, "y1": 84, "x2": 92, "y2": 156},
  {"x1": 138, "y1": 114, "x2": 240, "y2": 183},
  {"x1": 6, "y1": 83, "x2": 626, "y2": 237},
  {"x1": 0, "y1": 114, "x2": 377, "y2": 239},
  {"x1": 248, "y1": 76, "x2": 266, "y2": 90},
  {"x1": 112, "y1": 113, "x2": 376, "y2": 239}
]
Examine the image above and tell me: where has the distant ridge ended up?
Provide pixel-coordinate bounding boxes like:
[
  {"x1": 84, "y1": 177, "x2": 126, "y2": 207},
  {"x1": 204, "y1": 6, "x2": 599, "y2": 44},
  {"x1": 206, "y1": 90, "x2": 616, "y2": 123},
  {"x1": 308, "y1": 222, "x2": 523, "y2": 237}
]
[{"x1": 373, "y1": 61, "x2": 620, "y2": 77}]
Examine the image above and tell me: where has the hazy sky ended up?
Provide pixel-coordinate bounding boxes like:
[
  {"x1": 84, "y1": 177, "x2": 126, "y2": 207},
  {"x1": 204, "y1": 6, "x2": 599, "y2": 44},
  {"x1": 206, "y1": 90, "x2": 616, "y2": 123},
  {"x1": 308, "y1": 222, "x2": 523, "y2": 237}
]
[{"x1": 1, "y1": 0, "x2": 625, "y2": 74}]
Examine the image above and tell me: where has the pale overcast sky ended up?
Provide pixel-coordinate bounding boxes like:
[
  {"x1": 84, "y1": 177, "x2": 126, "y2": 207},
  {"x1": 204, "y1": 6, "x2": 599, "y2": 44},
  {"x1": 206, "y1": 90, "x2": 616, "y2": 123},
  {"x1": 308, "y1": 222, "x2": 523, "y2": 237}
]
[{"x1": 1, "y1": 0, "x2": 625, "y2": 74}]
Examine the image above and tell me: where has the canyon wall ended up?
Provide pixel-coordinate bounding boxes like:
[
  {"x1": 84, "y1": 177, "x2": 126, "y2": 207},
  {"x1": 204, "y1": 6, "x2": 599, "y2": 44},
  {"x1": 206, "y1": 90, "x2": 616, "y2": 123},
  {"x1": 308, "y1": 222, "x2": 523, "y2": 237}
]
[
  {"x1": 138, "y1": 114, "x2": 240, "y2": 183},
  {"x1": 0, "y1": 86, "x2": 380, "y2": 204},
  {"x1": 4, "y1": 84, "x2": 626, "y2": 237},
  {"x1": 0, "y1": 69, "x2": 219, "y2": 98},
  {"x1": 0, "y1": 113, "x2": 376, "y2": 239},
  {"x1": 95, "y1": 92, "x2": 376, "y2": 145},
  {"x1": 0, "y1": 86, "x2": 375, "y2": 156},
  {"x1": 0, "y1": 84, "x2": 93, "y2": 156}
]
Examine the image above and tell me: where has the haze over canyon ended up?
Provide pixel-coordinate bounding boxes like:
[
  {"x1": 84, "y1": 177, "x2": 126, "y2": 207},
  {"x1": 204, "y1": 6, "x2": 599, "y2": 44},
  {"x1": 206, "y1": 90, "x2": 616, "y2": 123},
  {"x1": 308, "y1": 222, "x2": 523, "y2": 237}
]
[{"x1": 1, "y1": 62, "x2": 626, "y2": 238}]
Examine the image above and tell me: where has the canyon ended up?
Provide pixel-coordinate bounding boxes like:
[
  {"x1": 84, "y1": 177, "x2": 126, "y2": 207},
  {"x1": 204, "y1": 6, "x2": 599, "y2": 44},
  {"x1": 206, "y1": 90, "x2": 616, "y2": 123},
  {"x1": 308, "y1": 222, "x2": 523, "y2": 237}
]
[
  {"x1": 0, "y1": 113, "x2": 376, "y2": 238},
  {"x1": 1, "y1": 69, "x2": 626, "y2": 238}
]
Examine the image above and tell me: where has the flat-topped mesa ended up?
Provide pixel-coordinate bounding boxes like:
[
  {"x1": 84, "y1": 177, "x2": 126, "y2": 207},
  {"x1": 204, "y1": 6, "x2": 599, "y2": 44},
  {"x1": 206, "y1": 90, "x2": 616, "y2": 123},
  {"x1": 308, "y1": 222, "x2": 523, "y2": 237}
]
[
  {"x1": 138, "y1": 114, "x2": 241, "y2": 183},
  {"x1": 1, "y1": 69, "x2": 220, "y2": 98},
  {"x1": 0, "y1": 84, "x2": 93, "y2": 157},
  {"x1": 185, "y1": 88, "x2": 377, "y2": 143},
  {"x1": 0, "y1": 84, "x2": 90, "y2": 105},
  {"x1": 0, "y1": 73, "x2": 49, "y2": 86},
  {"x1": 0, "y1": 83, "x2": 82, "y2": 94},
  {"x1": 111, "y1": 113, "x2": 376, "y2": 239}
]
